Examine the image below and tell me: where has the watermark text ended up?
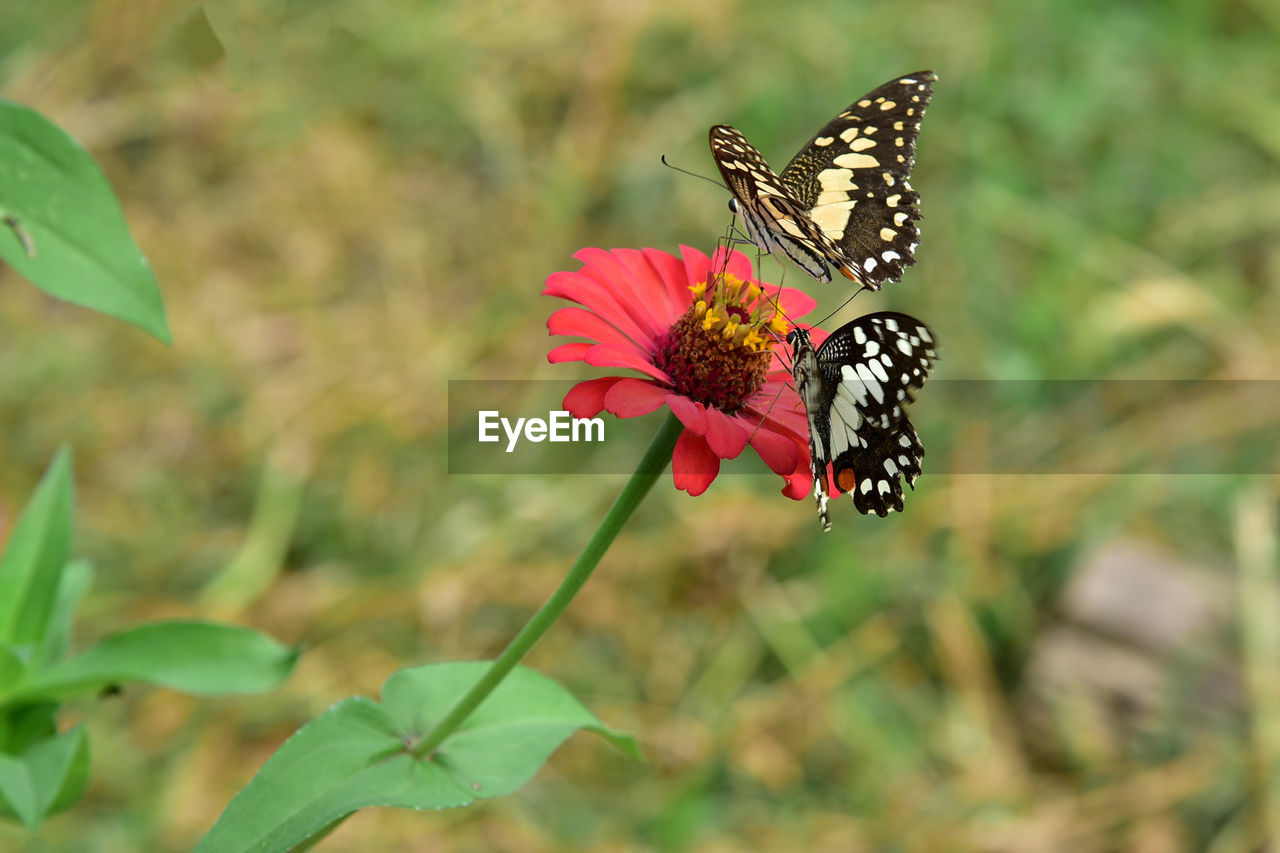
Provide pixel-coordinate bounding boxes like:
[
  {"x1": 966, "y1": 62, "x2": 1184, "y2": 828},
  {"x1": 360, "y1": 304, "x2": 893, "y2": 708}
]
[{"x1": 477, "y1": 410, "x2": 605, "y2": 452}]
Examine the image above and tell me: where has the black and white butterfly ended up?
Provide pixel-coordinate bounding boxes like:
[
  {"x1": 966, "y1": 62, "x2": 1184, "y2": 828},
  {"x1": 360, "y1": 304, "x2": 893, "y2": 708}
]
[
  {"x1": 788, "y1": 312, "x2": 938, "y2": 529},
  {"x1": 710, "y1": 71, "x2": 935, "y2": 290}
]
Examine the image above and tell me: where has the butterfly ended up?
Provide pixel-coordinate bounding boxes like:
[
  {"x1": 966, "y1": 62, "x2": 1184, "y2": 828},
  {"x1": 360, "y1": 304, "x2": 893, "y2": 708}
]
[
  {"x1": 788, "y1": 312, "x2": 938, "y2": 529},
  {"x1": 710, "y1": 71, "x2": 936, "y2": 290}
]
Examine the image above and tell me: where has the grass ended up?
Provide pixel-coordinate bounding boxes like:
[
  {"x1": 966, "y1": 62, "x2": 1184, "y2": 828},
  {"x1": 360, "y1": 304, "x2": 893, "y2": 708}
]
[{"x1": 1, "y1": 0, "x2": 1277, "y2": 849}]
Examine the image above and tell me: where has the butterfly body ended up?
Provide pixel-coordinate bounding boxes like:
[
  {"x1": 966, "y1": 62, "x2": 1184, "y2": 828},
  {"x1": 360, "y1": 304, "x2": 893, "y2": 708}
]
[
  {"x1": 788, "y1": 312, "x2": 937, "y2": 529},
  {"x1": 711, "y1": 71, "x2": 936, "y2": 290}
]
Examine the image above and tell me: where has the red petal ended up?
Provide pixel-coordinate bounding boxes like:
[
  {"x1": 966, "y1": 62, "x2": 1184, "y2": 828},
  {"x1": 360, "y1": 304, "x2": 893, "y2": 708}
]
[
  {"x1": 769, "y1": 284, "x2": 818, "y2": 320},
  {"x1": 603, "y1": 378, "x2": 669, "y2": 417},
  {"x1": 678, "y1": 245, "x2": 713, "y2": 289},
  {"x1": 672, "y1": 429, "x2": 719, "y2": 496},
  {"x1": 548, "y1": 342, "x2": 593, "y2": 363},
  {"x1": 711, "y1": 245, "x2": 755, "y2": 282},
  {"x1": 564, "y1": 377, "x2": 623, "y2": 417},
  {"x1": 704, "y1": 408, "x2": 749, "y2": 459},
  {"x1": 584, "y1": 344, "x2": 673, "y2": 382},
  {"x1": 544, "y1": 270, "x2": 657, "y2": 348},
  {"x1": 572, "y1": 248, "x2": 668, "y2": 341},
  {"x1": 665, "y1": 394, "x2": 707, "y2": 435},
  {"x1": 612, "y1": 248, "x2": 680, "y2": 321},
  {"x1": 642, "y1": 247, "x2": 697, "y2": 313},
  {"x1": 747, "y1": 422, "x2": 801, "y2": 475},
  {"x1": 548, "y1": 306, "x2": 650, "y2": 354},
  {"x1": 781, "y1": 469, "x2": 811, "y2": 500}
]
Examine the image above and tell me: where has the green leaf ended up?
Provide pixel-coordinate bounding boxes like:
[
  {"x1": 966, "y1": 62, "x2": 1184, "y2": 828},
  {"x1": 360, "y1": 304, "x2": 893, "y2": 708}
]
[
  {"x1": 0, "y1": 704, "x2": 57, "y2": 755},
  {"x1": 22, "y1": 724, "x2": 89, "y2": 818},
  {"x1": 0, "y1": 100, "x2": 169, "y2": 342},
  {"x1": 6, "y1": 621, "x2": 298, "y2": 704},
  {"x1": 31, "y1": 559, "x2": 93, "y2": 670},
  {"x1": 0, "y1": 449, "x2": 73, "y2": 649},
  {"x1": 0, "y1": 753, "x2": 37, "y2": 828},
  {"x1": 196, "y1": 662, "x2": 640, "y2": 853},
  {"x1": 0, "y1": 646, "x2": 23, "y2": 693},
  {"x1": 0, "y1": 725, "x2": 88, "y2": 828}
]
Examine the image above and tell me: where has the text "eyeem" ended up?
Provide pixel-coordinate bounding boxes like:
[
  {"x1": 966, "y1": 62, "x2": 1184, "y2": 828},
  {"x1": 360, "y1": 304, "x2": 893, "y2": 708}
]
[{"x1": 478, "y1": 410, "x2": 605, "y2": 453}]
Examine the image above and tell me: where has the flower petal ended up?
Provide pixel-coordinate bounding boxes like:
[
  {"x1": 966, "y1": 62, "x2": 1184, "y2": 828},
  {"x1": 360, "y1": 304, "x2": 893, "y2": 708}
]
[
  {"x1": 643, "y1": 247, "x2": 698, "y2": 312},
  {"x1": 548, "y1": 342, "x2": 594, "y2": 363},
  {"x1": 612, "y1": 248, "x2": 680, "y2": 321},
  {"x1": 584, "y1": 344, "x2": 673, "y2": 383},
  {"x1": 704, "y1": 408, "x2": 749, "y2": 459},
  {"x1": 544, "y1": 270, "x2": 658, "y2": 349},
  {"x1": 665, "y1": 394, "x2": 707, "y2": 435},
  {"x1": 769, "y1": 284, "x2": 818, "y2": 321},
  {"x1": 572, "y1": 248, "x2": 669, "y2": 341},
  {"x1": 709, "y1": 245, "x2": 755, "y2": 283},
  {"x1": 564, "y1": 377, "x2": 623, "y2": 417},
  {"x1": 547, "y1": 306, "x2": 651, "y2": 354},
  {"x1": 781, "y1": 469, "x2": 811, "y2": 500},
  {"x1": 603, "y1": 378, "x2": 669, "y2": 418},
  {"x1": 747, "y1": 420, "x2": 801, "y2": 476},
  {"x1": 672, "y1": 429, "x2": 719, "y2": 496},
  {"x1": 678, "y1": 245, "x2": 713, "y2": 289}
]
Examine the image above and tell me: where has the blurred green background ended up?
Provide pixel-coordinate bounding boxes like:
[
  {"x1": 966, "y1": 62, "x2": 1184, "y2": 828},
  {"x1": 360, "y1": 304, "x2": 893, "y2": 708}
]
[{"x1": 2, "y1": 0, "x2": 1278, "y2": 850}]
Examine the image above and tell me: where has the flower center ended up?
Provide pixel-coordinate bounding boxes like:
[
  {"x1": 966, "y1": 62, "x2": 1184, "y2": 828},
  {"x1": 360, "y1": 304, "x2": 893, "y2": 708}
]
[{"x1": 655, "y1": 271, "x2": 790, "y2": 414}]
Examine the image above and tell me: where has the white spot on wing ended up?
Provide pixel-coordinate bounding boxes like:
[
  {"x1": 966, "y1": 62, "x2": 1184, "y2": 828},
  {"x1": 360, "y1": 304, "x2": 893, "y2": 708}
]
[
  {"x1": 855, "y1": 363, "x2": 883, "y2": 403},
  {"x1": 834, "y1": 152, "x2": 879, "y2": 169}
]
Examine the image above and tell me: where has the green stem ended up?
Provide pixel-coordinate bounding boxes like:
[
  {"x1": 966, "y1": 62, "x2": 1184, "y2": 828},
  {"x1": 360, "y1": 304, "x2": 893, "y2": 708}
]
[{"x1": 412, "y1": 411, "x2": 683, "y2": 757}]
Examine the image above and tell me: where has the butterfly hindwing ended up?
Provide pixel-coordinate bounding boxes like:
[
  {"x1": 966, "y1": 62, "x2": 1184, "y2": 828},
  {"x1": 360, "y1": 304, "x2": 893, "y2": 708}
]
[
  {"x1": 789, "y1": 312, "x2": 937, "y2": 529},
  {"x1": 710, "y1": 71, "x2": 935, "y2": 289},
  {"x1": 833, "y1": 417, "x2": 925, "y2": 518}
]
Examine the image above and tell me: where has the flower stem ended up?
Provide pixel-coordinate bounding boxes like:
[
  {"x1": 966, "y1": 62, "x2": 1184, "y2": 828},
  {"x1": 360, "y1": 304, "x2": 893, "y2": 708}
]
[{"x1": 411, "y1": 411, "x2": 683, "y2": 758}]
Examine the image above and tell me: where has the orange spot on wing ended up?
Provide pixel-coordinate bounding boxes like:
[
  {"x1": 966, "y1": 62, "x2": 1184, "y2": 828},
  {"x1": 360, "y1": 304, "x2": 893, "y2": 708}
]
[
  {"x1": 836, "y1": 468, "x2": 858, "y2": 492},
  {"x1": 838, "y1": 265, "x2": 863, "y2": 283}
]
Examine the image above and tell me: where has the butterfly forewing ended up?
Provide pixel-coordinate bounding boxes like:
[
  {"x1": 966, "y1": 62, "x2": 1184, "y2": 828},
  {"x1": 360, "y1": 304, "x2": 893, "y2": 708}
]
[
  {"x1": 815, "y1": 311, "x2": 936, "y2": 430},
  {"x1": 709, "y1": 125, "x2": 840, "y2": 282},
  {"x1": 710, "y1": 71, "x2": 935, "y2": 289},
  {"x1": 779, "y1": 71, "x2": 935, "y2": 289}
]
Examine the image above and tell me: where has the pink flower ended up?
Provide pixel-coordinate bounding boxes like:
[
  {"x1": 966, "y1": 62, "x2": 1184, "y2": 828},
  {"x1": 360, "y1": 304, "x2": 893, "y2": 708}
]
[{"x1": 544, "y1": 245, "x2": 819, "y2": 498}]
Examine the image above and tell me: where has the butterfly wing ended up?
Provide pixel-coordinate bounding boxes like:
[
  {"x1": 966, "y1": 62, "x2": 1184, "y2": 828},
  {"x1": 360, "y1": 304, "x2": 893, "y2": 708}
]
[
  {"x1": 834, "y1": 417, "x2": 925, "y2": 517},
  {"x1": 806, "y1": 312, "x2": 938, "y2": 522},
  {"x1": 709, "y1": 125, "x2": 840, "y2": 281},
  {"x1": 815, "y1": 311, "x2": 936, "y2": 430},
  {"x1": 779, "y1": 71, "x2": 936, "y2": 290}
]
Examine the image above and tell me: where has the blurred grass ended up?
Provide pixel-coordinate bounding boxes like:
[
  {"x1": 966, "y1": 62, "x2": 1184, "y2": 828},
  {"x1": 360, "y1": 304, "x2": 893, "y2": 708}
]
[{"x1": 1, "y1": 0, "x2": 1278, "y2": 850}]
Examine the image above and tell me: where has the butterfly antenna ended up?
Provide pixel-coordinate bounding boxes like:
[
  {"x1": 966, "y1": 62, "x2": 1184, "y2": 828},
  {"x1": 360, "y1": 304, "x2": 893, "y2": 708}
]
[
  {"x1": 813, "y1": 283, "x2": 870, "y2": 329},
  {"x1": 661, "y1": 154, "x2": 728, "y2": 189}
]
